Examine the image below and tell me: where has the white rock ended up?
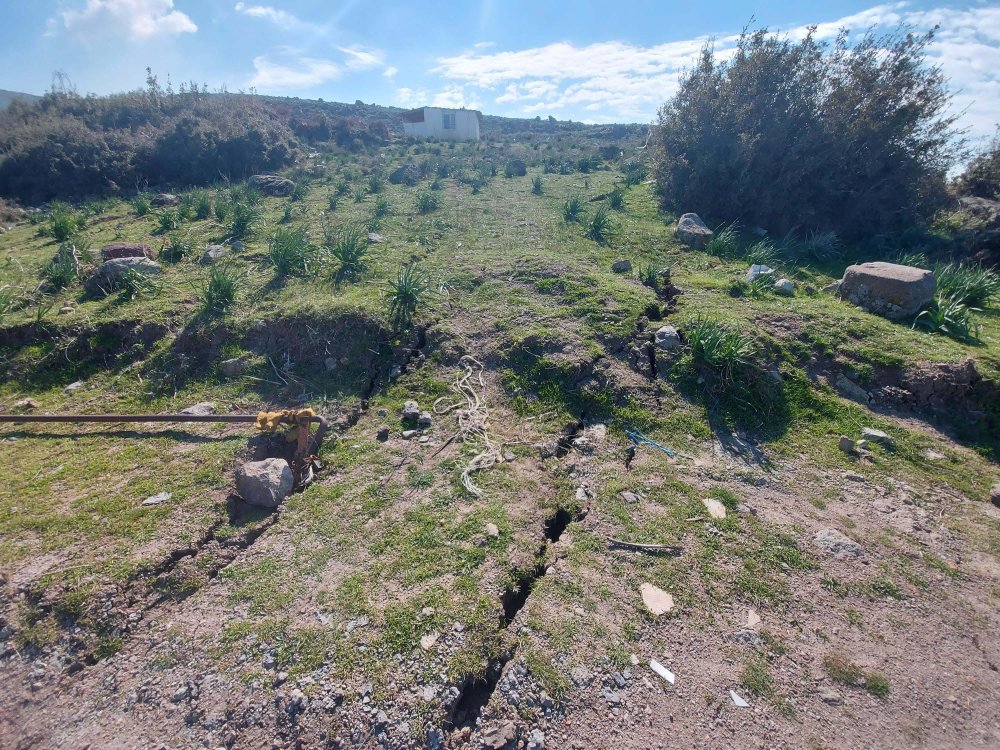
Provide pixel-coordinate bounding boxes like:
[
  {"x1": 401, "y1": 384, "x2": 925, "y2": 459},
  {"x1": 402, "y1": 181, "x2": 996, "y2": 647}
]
[
  {"x1": 142, "y1": 491, "x2": 171, "y2": 506},
  {"x1": 235, "y1": 458, "x2": 293, "y2": 508},
  {"x1": 747, "y1": 264, "x2": 774, "y2": 283},
  {"x1": 815, "y1": 528, "x2": 862, "y2": 559},
  {"x1": 701, "y1": 497, "x2": 727, "y2": 519},
  {"x1": 180, "y1": 402, "x2": 216, "y2": 416},
  {"x1": 485, "y1": 522, "x2": 500, "y2": 538},
  {"x1": 640, "y1": 583, "x2": 673, "y2": 615},
  {"x1": 774, "y1": 278, "x2": 795, "y2": 296},
  {"x1": 654, "y1": 325, "x2": 681, "y2": 352},
  {"x1": 420, "y1": 632, "x2": 439, "y2": 650}
]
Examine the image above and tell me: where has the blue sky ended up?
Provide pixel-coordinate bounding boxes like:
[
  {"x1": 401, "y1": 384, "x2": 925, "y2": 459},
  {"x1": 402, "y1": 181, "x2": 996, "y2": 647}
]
[{"x1": 1, "y1": 1, "x2": 998, "y2": 141}]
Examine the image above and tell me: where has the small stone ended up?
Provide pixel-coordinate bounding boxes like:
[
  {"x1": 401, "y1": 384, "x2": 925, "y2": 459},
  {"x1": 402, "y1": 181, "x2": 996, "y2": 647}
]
[
  {"x1": 262, "y1": 653, "x2": 276, "y2": 669},
  {"x1": 421, "y1": 607, "x2": 435, "y2": 617},
  {"x1": 526, "y1": 728, "x2": 545, "y2": 750},
  {"x1": 838, "y1": 436, "x2": 856, "y2": 454},
  {"x1": 199, "y1": 245, "x2": 228, "y2": 264},
  {"x1": 611, "y1": 671, "x2": 627, "y2": 688},
  {"x1": 368, "y1": 232, "x2": 386, "y2": 243},
  {"x1": 774, "y1": 278, "x2": 795, "y2": 296},
  {"x1": 231, "y1": 239, "x2": 246, "y2": 252},
  {"x1": 402, "y1": 429, "x2": 418, "y2": 439},
  {"x1": 180, "y1": 402, "x2": 216, "y2": 416},
  {"x1": 418, "y1": 411, "x2": 433, "y2": 429},
  {"x1": 611, "y1": 259, "x2": 632, "y2": 273},
  {"x1": 142, "y1": 491, "x2": 171, "y2": 507},
  {"x1": 171, "y1": 683, "x2": 189, "y2": 702},
  {"x1": 654, "y1": 325, "x2": 681, "y2": 352},
  {"x1": 376, "y1": 426, "x2": 390, "y2": 442},
  {"x1": 484, "y1": 522, "x2": 500, "y2": 538},
  {"x1": 420, "y1": 632, "x2": 439, "y2": 650},
  {"x1": 747, "y1": 264, "x2": 774, "y2": 283},
  {"x1": 746, "y1": 609, "x2": 761, "y2": 629},
  {"x1": 629, "y1": 653, "x2": 640, "y2": 666},
  {"x1": 59, "y1": 306, "x2": 74, "y2": 314},
  {"x1": 63, "y1": 380, "x2": 84, "y2": 393},
  {"x1": 815, "y1": 528, "x2": 863, "y2": 559},
  {"x1": 481, "y1": 721, "x2": 517, "y2": 750},
  {"x1": 14, "y1": 398, "x2": 38, "y2": 410},
  {"x1": 235, "y1": 458, "x2": 294, "y2": 508},
  {"x1": 675, "y1": 213, "x2": 713, "y2": 248},
  {"x1": 701, "y1": 497, "x2": 727, "y2": 519},
  {"x1": 640, "y1": 582, "x2": 673, "y2": 615},
  {"x1": 402, "y1": 400, "x2": 420, "y2": 421},
  {"x1": 819, "y1": 688, "x2": 843, "y2": 705},
  {"x1": 621, "y1": 491, "x2": 640, "y2": 503},
  {"x1": 220, "y1": 357, "x2": 248, "y2": 378},
  {"x1": 861, "y1": 427, "x2": 894, "y2": 448},
  {"x1": 843, "y1": 471, "x2": 865, "y2": 482},
  {"x1": 575, "y1": 486, "x2": 589, "y2": 502}
]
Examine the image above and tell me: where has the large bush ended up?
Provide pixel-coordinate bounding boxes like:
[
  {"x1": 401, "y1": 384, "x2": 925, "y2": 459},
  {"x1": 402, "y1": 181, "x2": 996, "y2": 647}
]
[
  {"x1": 651, "y1": 26, "x2": 962, "y2": 239},
  {"x1": 955, "y1": 129, "x2": 1000, "y2": 200}
]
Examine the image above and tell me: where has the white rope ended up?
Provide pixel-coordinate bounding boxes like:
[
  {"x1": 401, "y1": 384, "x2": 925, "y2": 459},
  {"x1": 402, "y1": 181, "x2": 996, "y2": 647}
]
[{"x1": 433, "y1": 355, "x2": 502, "y2": 497}]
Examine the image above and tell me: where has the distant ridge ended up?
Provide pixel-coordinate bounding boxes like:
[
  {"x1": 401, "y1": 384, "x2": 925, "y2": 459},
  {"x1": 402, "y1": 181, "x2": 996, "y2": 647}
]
[{"x1": 0, "y1": 89, "x2": 41, "y2": 109}]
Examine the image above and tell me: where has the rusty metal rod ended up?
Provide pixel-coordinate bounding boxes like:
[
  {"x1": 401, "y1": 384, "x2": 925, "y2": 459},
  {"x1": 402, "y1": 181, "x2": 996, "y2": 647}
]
[{"x1": 0, "y1": 414, "x2": 323, "y2": 424}]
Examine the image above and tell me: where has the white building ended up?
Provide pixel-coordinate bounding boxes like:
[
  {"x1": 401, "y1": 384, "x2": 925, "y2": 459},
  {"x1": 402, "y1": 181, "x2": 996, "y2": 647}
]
[{"x1": 401, "y1": 107, "x2": 481, "y2": 141}]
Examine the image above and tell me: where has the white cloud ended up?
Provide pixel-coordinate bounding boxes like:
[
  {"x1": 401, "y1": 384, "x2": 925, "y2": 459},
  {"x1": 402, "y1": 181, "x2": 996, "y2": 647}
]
[
  {"x1": 248, "y1": 56, "x2": 341, "y2": 90},
  {"x1": 383, "y1": 66, "x2": 399, "y2": 78},
  {"x1": 234, "y1": 2, "x2": 313, "y2": 32},
  {"x1": 431, "y1": 85, "x2": 483, "y2": 110},
  {"x1": 428, "y1": 3, "x2": 1000, "y2": 138},
  {"x1": 57, "y1": 0, "x2": 196, "y2": 39},
  {"x1": 339, "y1": 46, "x2": 385, "y2": 71}
]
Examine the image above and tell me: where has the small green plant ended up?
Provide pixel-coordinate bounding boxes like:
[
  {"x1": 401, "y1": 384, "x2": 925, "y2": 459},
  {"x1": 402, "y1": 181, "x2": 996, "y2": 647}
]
[
  {"x1": 335, "y1": 180, "x2": 350, "y2": 196},
  {"x1": 200, "y1": 264, "x2": 239, "y2": 314},
  {"x1": 933, "y1": 262, "x2": 1000, "y2": 307},
  {"x1": 159, "y1": 234, "x2": 192, "y2": 263},
  {"x1": 372, "y1": 196, "x2": 392, "y2": 219},
  {"x1": 228, "y1": 201, "x2": 261, "y2": 240},
  {"x1": 586, "y1": 206, "x2": 613, "y2": 243},
  {"x1": 639, "y1": 264, "x2": 660, "y2": 290},
  {"x1": 268, "y1": 226, "x2": 317, "y2": 275},
  {"x1": 386, "y1": 265, "x2": 428, "y2": 329},
  {"x1": 607, "y1": 186, "x2": 625, "y2": 210},
  {"x1": 430, "y1": 177, "x2": 443, "y2": 191},
  {"x1": 327, "y1": 226, "x2": 368, "y2": 286},
  {"x1": 803, "y1": 230, "x2": 841, "y2": 261},
  {"x1": 353, "y1": 188, "x2": 367, "y2": 203},
  {"x1": 0, "y1": 285, "x2": 21, "y2": 319},
  {"x1": 913, "y1": 294, "x2": 981, "y2": 342},
  {"x1": 622, "y1": 159, "x2": 647, "y2": 186},
  {"x1": 745, "y1": 239, "x2": 778, "y2": 267},
  {"x1": 892, "y1": 250, "x2": 928, "y2": 268},
  {"x1": 686, "y1": 315, "x2": 757, "y2": 383},
  {"x1": 741, "y1": 656, "x2": 773, "y2": 697},
  {"x1": 416, "y1": 191, "x2": 441, "y2": 214},
  {"x1": 290, "y1": 182, "x2": 309, "y2": 201},
  {"x1": 214, "y1": 200, "x2": 230, "y2": 223},
  {"x1": 328, "y1": 194, "x2": 340, "y2": 212},
  {"x1": 117, "y1": 268, "x2": 160, "y2": 301},
  {"x1": 192, "y1": 191, "x2": 212, "y2": 220},
  {"x1": 731, "y1": 274, "x2": 775, "y2": 300},
  {"x1": 131, "y1": 193, "x2": 152, "y2": 217},
  {"x1": 705, "y1": 224, "x2": 741, "y2": 257},
  {"x1": 279, "y1": 203, "x2": 295, "y2": 224},
  {"x1": 367, "y1": 172, "x2": 385, "y2": 194},
  {"x1": 531, "y1": 176, "x2": 543, "y2": 195},
  {"x1": 40, "y1": 244, "x2": 80, "y2": 291},
  {"x1": 157, "y1": 209, "x2": 180, "y2": 233},
  {"x1": 823, "y1": 653, "x2": 890, "y2": 698},
  {"x1": 48, "y1": 203, "x2": 77, "y2": 242},
  {"x1": 562, "y1": 196, "x2": 584, "y2": 222}
]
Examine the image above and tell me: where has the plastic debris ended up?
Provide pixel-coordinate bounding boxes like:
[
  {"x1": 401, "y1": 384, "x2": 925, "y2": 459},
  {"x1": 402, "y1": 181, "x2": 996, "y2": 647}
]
[
  {"x1": 649, "y1": 659, "x2": 675, "y2": 685},
  {"x1": 730, "y1": 690, "x2": 749, "y2": 707},
  {"x1": 625, "y1": 429, "x2": 676, "y2": 457}
]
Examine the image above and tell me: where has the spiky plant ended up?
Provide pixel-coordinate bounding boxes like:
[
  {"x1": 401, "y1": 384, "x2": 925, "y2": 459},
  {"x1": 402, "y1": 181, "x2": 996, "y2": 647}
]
[
  {"x1": 268, "y1": 226, "x2": 317, "y2": 276},
  {"x1": 562, "y1": 196, "x2": 584, "y2": 222},
  {"x1": 157, "y1": 209, "x2": 180, "y2": 233},
  {"x1": 159, "y1": 234, "x2": 192, "y2": 263},
  {"x1": 704, "y1": 224, "x2": 741, "y2": 257},
  {"x1": 327, "y1": 226, "x2": 368, "y2": 286},
  {"x1": 586, "y1": 206, "x2": 613, "y2": 243},
  {"x1": 531, "y1": 176, "x2": 543, "y2": 195},
  {"x1": 386, "y1": 265, "x2": 428, "y2": 329},
  {"x1": 131, "y1": 194, "x2": 152, "y2": 217},
  {"x1": 416, "y1": 191, "x2": 441, "y2": 214},
  {"x1": 913, "y1": 295, "x2": 981, "y2": 342},
  {"x1": 228, "y1": 201, "x2": 261, "y2": 240},
  {"x1": 200, "y1": 264, "x2": 239, "y2": 315},
  {"x1": 933, "y1": 262, "x2": 1000, "y2": 308},
  {"x1": 372, "y1": 196, "x2": 392, "y2": 219},
  {"x1": 48, "y1": 203, "x2": 77, "y2": 242},
  {"x1": 607, "y1": 186, "x2": 625, "y2": 210},
  {"x1": 686, "y1": 315, "x2": 757, "y2": 384},
  {"x1": 117, "y1": 268, "x2": 160, "y2": 301}
]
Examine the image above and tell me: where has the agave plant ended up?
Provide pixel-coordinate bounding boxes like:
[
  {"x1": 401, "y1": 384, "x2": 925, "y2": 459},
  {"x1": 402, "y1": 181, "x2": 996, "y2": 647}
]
[
  {"x1": 586, "y1": 206, "x2": 613, "y2": 243},
  {"x1": 327, "y1": 226, "x2": 368, "y2": 286},
  {"x1": 913, "y1": 294, "x2": 981, "y2": 342},
  {"x1": 386, "y1": 265, "x2": 428, "y2": 330},
  {"x1": 562, "y1": 196, "x2": 584, "y2": 223}
]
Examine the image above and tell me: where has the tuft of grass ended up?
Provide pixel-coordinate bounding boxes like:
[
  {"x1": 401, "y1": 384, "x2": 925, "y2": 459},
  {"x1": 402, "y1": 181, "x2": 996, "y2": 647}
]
[
  {"x1": 823, "y1": 653, "x2": 890, "y2": 698},
  {"x1": 933, "y1": 262, "x2": 1000, "y2": 308},
  {"x1": 745, "y1": 239, "x2": 778, "y2": 267},
  {"x1": 367, "y1": 172, "x2": 385, "y2": 194},
  {"x1": 913, "y1": 294, "x2": 981, "y2": 343},
  {"x1": 585, "y1": 206, "x2": 613, "y2": 243},
  {"x1": 268, "y1": 226, "x2": 317, "y2": 276},
  {"x1": 130, "y1": 193, "x2": 152, "y2": 217},
  {"x1": 48, "y1": 203, "x2": 78, "y2": 242},
  {"x1": 159, "y1": 234, "x2": 192, "y2": 263},
  {"x1": 213, "y1": 199, "x2": 230, "y2": 224},
  {"x1": 40, "y1": 243, "x2": 81, "y2": 291},
  {"x1": 290, "y1": 182, "x2": 309, "y2": 202},
  {"x1": 416, "y1": 191, "x2": 441, "y2": 214},
  {"x1": 372, "y1": 195, "x2": 392, "y2": 220},
  {"x1": 704, "y1": 224, "x2": 741, "y2": 257},
  {"x1": 117, "y1": 268, "x2": 160, "y2": 301},
  {"x1": 686, "y1": 315, "x2": 757, "y2": 383},
  {"x1": 328, "y1": 194, "x2": 340, "y2": 212},
  {"x1": 562, "y1": 196, "x2": 584, "y2": 223},
  {"x1": 192, "y1": 190, "x2": 212, "y2": 220},
  {"x1": 607, "y1": 186, "x2": 625, "y2": 210},
  {"x1": 157, "y1": 209, "x2": 180, "y2": 233},
  {"x1": 228, "y1": 201, "x2": 262, "y2": 240},
  {"x1": 741, "y1": 656, "x2": 774, "y2": 697},
  {"x1": 200, "y1": 264, "x2": 239, "y2": 314},
  {"x1": 386, "y1": 265, "x2": 428, "y2": 330},
  {"x1": 531, "y1": 176, "x2": 543, "y2": 195},
  {"x1": 327, "y1": 225, "x2": 368, "y2": 286},
  {"x1": 803, "y1": 230, "x2": 841, "y2": 261},
  {"x1": 353, "y1": 188, "x2": 367, "y2": 204}
]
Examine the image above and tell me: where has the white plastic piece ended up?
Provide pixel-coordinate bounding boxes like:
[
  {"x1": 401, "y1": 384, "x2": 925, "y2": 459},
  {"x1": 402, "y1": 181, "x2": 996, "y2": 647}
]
[
  {"x1": 649, "y1": 659, "x2": 675, "y2": 685},
  {"x1": 730, "y1": 689, "x2": 749, "y2": 707}
]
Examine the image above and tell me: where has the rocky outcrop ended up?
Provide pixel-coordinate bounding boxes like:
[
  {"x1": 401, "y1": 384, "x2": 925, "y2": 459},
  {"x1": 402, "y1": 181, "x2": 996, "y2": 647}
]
[
  {"x1": 840, "y1": 262, "x2": 935, "y2": 320},
  {"x1": 389, "y1": 164, "x2": 421, "y2": 186}
]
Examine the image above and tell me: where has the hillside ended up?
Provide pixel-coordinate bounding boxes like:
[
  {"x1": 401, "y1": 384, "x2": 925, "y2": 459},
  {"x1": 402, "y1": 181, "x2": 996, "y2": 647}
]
[
  {"x1": 0, "y1": 89, "x2": 40, "y2": 109},
  {"x1": 0, "y1": 124, "x2": 998, "y2": 750}
]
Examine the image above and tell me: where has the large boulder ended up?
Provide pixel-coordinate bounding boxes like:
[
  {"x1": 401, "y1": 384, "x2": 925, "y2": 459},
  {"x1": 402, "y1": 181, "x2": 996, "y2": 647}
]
[
  {"x1": 151, "y1": 193, "x2": 179, "y2": 207},
  {"x1": 101, "y1": 242, "x2": 154, "y2": 262},
  {"x1": 248, "y1": 174, "x2": 295, "y2": 197},
  {"x1": 675, "y1": 213, "x2": 713, "y2": 248},
  {"x1": 389, "y1": 163, "x2": 421, "y2": 186},
  {"x1": 85, "y1": 257, "x2": 161, "y2": 296},
  {"x1": 235, "y1": 458, "x2": 293, "y2": 508},
  {"x1": 840, "y1": 262, "x2": 935, "y2": 320}
]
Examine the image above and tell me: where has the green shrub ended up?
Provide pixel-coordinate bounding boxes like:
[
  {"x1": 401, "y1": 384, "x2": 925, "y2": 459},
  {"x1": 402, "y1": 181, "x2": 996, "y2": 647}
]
[
  {"x1": 157, "y1": 209, "x2": 180, "y2": 233},
  {"x1": 335, "y1": 180, "x2": 350, "y2": 196},
  {"x1": 607, "y1": 186, "x2": 625, "y2": 210},
  {"x1": 228, "y1": 201, "x2": 261, "y2": 240},
  {"x1": 131, "y1": 193, "x2": 152, "y2": 217},
  {"x1": 328, "y1": 194, "x2": 340, "y2": 212},
  {"x1": 200, "y1": 264, "x2": 239, "y2": 314},
  {"x1": 327, "y1": 225, "x2": 368, "y2": 286},
  {"x1": 622, "y1": 160, "x2": 647, "y2": 187},
  {"x1": 745, "y1": 240, "x2": 778, "y2": 267},
  {"x1": 651, "y1": 26, "x2": 960, "y2": 238},
  {"x1": 367, "y1": 172, "x2": 385, "y2": 194},
  {"x1": 802, "y1": 230, "x2": 841, "y2": 261},
  {"x1": 531, "y1": 176, "x2": 543, "y2": 195},
  {"x1": 48, "y1": 203, "x2": 77, "y2": 242},
  {"x1": 268, "y1": 226, "x2": 317, "y2": 275},
  {"x1": 933, "y1": 262, "x2": 1000, "y2": 307},
  {"x1": 353, "y1": 188, "x2": 366, "y2": 203},
  {"x1": 214, "y1": 200, "x2": 230, "y2": 223},
  {"x1": 416, "y1": 191, "x2": 441, "y2": 214},
  {"x1": 705, "y1": 224, "x2": 741, "y2": 257},
  {"x1": 562, "y1": 196, "x2": 584, "y2": 223},
  {"x1": 159, "y1": 234, "x2": 192, "y2": 263},
  {"x1": 290, "y1": 182, "x2": 309, "y2": 201},
  {"x1": 686, "y1": 315, "x2": 757, "y2": 383},
  {"x1": 372, "y1": 195, "x2": 392, "y2": 219},
  {"x1": 192, "y1": 190, "x2": 212, "y2": 220},
  {"x1": 117, "y1": 268, "x2": 160, "y2": 301},
  {"x1": 954, "y1": 129, "x2": 1000, "y2": 200},
  {"x1": 40, "y1": 243, "x2": 80, "y2": 290},
  {"x1": 586, "y1": 206, "x2": 613, "y2": 243},
  {"x1": 386, "y1": 265, "x2": 427, "y2": 329},
  {"x1": 913, "y1": 294, "x2": 981, "y2": 342}
]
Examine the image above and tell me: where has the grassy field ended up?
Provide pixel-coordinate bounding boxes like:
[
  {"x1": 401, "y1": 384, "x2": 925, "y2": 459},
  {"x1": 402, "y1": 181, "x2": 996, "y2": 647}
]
[{"x1": 1, "y1": 133, "x2": 999, "y2": 749}]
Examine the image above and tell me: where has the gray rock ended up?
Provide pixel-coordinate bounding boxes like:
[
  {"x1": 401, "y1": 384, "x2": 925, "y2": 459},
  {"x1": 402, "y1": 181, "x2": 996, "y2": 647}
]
[
  {"x1": 100, "y1": 242, "x2": 153, "y2": 261},
  {"x1": 220, "y1": 357, "x2": 248, "y2": 378},
  {"x1": 247, "y1": 174, "x2": 295, "y2": 197},
  {"x1": 142, "y1": 491, "x2": 171, "y2": 506},
  {"x1": 402, "y1": 400, "x2": 420, "y2": 421},
  {"x1": 621, "y1": 491, "x2": 640, "y2": 503},
  {"x1": 376, "y1": 425, "x2": 390, "y2": 442},
  {"x1": 675, "y1": 213, "x2": 713, "y2": 248},
  {"x1": 861, "y1": 427, "x2": 894, "y2": 448},
  {"x1": 389, "y1": 163, "x2": 421, "y2": 186},
  {"x1": 611, "y1": 671, "x2": 627, "y2": 688},
  {"x1": 774, "y1": 278, "x2": 795, "y2": 296},
  {"x1": 402, "y1": 429, "x2": 419, "y2": 439},
  {"x1": 235, "y1": 458, "x2": 293, "y2": 508},
  {"x1": 835, "y1": 374, "x2": 871, "y2": 403},
  {"x1": 180, "y1": 402, "x2": 216, "y2": 416},
  {"x1": 481, "y1": 721, "x2": 517, "y2": 750},
  {"x1": 570, "y1": 666, "x2": 593, "y2": 687},
  {"x1": 818, "y1": 687, "x2": 843, "y2": 705},
  {"x1": 368, "y1": 232, "x2": 387, "y2": 243},
  {"x1": 822, "y1": 280, "x2": 842, "y2": 294},
  {"x1": 485, "y1": 522, "x2": 500, "y2": 538},
  {"x1": 992, "y1": 483, "x2": 1000, "y2": 508},
  {"x1": 231, "y1": 239, "x2": 246, "y2": 252},
  {"x1": 611, "y1": 259, "x2": 632, "y2": 273},
  {"x1": 85, "y1": 257, "x2": 161, "y2": 295},
  {"x1": 151, "y1": 193, "x2": 179, "y2": 207},
  {"x1": 840, "y1": 262, "x2": 935, "y2": 320},
  {"x1": 418, "y1": 411, "x2": 433, "y2": 428},
  {"x1": 63, "y1": 380, "x2": 84, "y2": 393},
  {"x1": 426, "y1": 726, "x2": 444, "y2": 750},
  {"x1": 838, "y1": 435, "x2": 856, "y2": 453},
  {"x1": 747, "y1": 264, "x2": 774, "y2": 283},
  {"x1": 654, "y1": 325, "x2": 681, "y2": 351},
  {"x1": 199, "y1": 245, "x2": 228, "y2": 264},
  {"x1": 815, "y1": 528, "x2": 862, "y2": 559},
  {"x1": 526, "y1": 728, "x2": 545, "y2": 750}
]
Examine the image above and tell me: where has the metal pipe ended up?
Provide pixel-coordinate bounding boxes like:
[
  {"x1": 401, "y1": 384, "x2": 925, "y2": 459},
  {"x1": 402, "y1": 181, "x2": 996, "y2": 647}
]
[{"x1": 0, "y1": 414, "x2": 323, "y2": 424}]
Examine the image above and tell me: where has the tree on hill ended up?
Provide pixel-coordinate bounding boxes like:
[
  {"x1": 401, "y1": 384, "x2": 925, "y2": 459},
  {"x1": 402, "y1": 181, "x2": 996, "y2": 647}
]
[{"x1": 651, "y1": 25, "x2": 964, "y2": 239}]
